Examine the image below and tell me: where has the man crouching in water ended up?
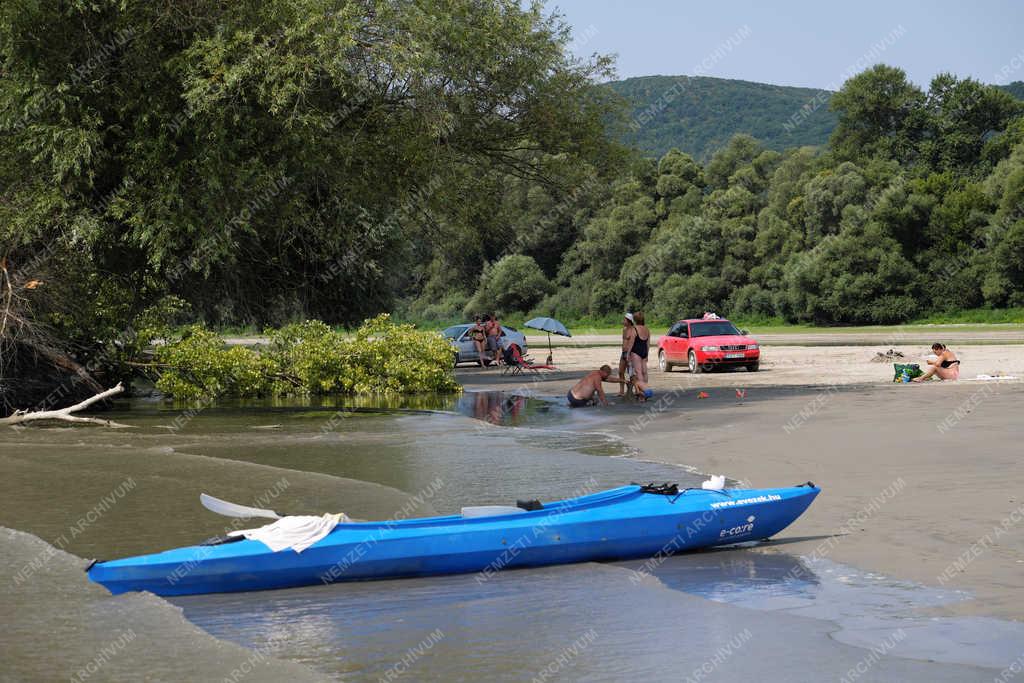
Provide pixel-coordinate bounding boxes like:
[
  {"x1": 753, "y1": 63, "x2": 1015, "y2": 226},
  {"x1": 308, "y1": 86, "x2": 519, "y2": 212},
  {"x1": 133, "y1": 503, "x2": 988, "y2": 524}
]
[{"x1": 567, "y1": 365, "x2": 614, "y2": 408}]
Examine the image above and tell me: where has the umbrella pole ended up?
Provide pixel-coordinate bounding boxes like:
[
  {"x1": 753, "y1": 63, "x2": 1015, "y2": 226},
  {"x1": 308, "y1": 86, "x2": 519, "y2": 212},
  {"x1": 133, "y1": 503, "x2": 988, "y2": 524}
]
[{"x1": 547, "y1": 332, "x2": 554, "y2": 364}]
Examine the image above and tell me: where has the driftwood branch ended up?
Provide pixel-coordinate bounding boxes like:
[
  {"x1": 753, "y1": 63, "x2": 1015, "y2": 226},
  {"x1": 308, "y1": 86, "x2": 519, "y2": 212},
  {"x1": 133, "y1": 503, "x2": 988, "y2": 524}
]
[{"x1": 0, "y1": 382, "x2": 132, "y2": 428}]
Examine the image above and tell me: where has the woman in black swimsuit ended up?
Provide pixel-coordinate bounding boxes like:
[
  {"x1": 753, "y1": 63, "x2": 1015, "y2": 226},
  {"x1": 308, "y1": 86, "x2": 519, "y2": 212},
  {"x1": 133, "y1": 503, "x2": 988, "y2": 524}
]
[
  {"x1": 628, "y1": 311, "x2": 651, "y2": 395},
  {"x1": 913, "y1": 342, "x2": 960, "y2": 381}
]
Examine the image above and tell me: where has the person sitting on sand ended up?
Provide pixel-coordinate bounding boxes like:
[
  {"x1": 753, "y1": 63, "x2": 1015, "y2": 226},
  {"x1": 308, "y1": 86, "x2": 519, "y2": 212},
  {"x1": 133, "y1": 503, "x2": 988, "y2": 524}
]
[
  {"x1": 568, "y1": 365, "x2": 615, "y2": 408},
  {"x1": 913, "y1": 343, "x2": 960, "y2": 382}
]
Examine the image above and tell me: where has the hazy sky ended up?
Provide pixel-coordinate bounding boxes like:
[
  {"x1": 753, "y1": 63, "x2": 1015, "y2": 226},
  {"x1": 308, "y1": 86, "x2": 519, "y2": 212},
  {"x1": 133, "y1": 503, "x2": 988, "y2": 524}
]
[{"x1": 546, "y1": 0, "x2": 1024, "y2": 89}]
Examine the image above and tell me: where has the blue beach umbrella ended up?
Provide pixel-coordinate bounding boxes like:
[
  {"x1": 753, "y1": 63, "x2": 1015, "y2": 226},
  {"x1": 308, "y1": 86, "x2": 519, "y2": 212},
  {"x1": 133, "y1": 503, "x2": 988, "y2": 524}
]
[{"x1": 524, "y1": 317, "x2": 572, "y2": 362}]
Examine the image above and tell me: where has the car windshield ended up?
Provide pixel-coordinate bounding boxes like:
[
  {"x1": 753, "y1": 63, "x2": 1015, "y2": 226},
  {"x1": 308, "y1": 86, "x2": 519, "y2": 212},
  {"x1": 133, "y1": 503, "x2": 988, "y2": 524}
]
[
  {"x1": 689, "y1": 321, "x2": 741, "y2": 337},
  {"x1": 443, "y1": 325, "x2": 470, "y2": 340}
]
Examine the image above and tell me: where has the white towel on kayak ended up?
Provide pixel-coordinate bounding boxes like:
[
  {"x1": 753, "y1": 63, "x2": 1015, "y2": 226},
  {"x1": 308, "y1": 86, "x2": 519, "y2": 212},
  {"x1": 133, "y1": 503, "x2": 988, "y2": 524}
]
[
  {"x1": 701, "y1": 474, "x2": 726, "y2": 490},
  {"x1": 228, "y1": 513, "x2": 346, "y2": 553}
]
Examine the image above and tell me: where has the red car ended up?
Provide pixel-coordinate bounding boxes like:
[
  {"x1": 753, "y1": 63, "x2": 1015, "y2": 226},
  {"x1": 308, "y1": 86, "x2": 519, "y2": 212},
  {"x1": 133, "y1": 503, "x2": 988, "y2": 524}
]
[{"x1": 656, "y1": 318, "x2": 760, "y2": 373}]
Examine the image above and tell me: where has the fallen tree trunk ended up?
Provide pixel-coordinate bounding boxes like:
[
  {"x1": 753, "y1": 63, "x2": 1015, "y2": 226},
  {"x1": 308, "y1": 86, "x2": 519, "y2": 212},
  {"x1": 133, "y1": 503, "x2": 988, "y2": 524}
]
[{"x1": 0, "y1": 382, "x2": 131, "y2": 428}]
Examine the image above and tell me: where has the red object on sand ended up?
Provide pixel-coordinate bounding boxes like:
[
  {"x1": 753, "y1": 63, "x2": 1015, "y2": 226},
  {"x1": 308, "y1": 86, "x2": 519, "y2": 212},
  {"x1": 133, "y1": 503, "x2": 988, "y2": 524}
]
[
  {"x1": 698, "y1": 391, "x2": 709, "y2": 399},
  {"x1": 735, "y1": 388, "x2": 746, "y2": 399}
]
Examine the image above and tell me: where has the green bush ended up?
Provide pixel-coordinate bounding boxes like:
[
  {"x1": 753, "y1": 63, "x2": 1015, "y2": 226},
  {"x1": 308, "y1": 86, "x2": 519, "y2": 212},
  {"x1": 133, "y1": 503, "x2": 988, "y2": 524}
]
[
  {"x1": 280, "y1": 315, "x2": 460, "y2": 395},
  {"x1": 266, "y1": 320, "x2": 348, "y2": 394},
  {"x1": 154, "y1": 325, "x2": 276, "y2": 400},
  {"x1": 154, "y1": 315, "x2": 460, "y2": 399}
]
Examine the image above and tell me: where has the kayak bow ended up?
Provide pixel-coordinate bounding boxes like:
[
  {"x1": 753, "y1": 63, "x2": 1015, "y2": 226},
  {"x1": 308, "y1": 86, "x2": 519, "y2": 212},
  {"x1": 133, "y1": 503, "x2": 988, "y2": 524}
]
[{"x1": 87, "y1": 483, "x2": 819, "y2": 596}]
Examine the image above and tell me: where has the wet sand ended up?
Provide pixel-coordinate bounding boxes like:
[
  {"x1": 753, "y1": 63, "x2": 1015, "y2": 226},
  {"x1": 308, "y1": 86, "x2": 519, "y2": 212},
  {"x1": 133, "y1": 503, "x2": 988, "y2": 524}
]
[{"x1": 460, "y1": 347, "x2": 1024, "y2": 621}]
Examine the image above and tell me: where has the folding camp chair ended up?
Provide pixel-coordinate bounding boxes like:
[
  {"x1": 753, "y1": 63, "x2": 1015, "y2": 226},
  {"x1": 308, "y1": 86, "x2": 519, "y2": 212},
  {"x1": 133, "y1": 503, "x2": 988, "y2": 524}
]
[{"x1": 501, "y1": 343, "x2": 557, "y2": 376}]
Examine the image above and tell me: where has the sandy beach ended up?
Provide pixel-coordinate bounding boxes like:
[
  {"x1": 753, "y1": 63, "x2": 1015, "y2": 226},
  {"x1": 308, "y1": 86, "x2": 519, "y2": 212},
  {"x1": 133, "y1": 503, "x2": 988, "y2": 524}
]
[{"x1": 460, "y1": 338, "x2": 1024, "y2": 620}]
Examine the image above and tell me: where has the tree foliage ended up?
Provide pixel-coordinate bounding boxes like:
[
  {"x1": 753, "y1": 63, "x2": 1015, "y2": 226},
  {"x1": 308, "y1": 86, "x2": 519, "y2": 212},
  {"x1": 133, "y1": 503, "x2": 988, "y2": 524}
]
[
  {"x1": 1, "y1": 0, "x2": 617, "y2": 320},
  {"x1": 465, "y1": 254, "x2": 552, "y2": 318}
]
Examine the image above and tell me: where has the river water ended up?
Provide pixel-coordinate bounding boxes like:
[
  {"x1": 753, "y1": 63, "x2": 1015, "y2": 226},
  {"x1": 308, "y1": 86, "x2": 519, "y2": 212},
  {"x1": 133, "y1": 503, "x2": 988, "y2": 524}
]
[{"x1": 1, "y1": 392, "x2": 1021, "y2": 681}]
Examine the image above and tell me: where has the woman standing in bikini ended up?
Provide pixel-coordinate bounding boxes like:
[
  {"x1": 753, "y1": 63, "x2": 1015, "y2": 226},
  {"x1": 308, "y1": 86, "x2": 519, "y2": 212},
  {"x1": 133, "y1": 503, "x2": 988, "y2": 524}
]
[
  {"x1": 469, "y1": 315, "x2": 487, "y2": 367},
  {"x1": 913, "y1": 342, "x2": 960, "y2": 381}
]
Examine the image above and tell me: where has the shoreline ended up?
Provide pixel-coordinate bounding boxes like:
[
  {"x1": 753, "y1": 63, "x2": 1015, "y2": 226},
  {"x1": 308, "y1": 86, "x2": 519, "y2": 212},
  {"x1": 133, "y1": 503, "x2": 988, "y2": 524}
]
[{"x1": 459, "y1": 367, "x2": 1024, "y2": 622}]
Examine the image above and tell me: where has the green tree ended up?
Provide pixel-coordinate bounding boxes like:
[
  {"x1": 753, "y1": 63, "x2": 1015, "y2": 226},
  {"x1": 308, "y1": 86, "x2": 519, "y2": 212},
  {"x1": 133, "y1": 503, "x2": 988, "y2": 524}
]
[
  {"x1": 802, "y1": 162, "x2": 869, "y2": 238},
  {"x1": 783, "y1": 217, "x2": 921, "y2": 324},
  {"x1": 705, "y1": 134, "x2": 764, "y2": 190},
  {"x1": 923, "y1": 74, "x2": 1023, "y2": 174},
  {"x1": 830, "y1": 65, "x2": 926, "y2": 163},
  {"x1": 465, "y1": 254, "x2": 553, "y2": 317}
]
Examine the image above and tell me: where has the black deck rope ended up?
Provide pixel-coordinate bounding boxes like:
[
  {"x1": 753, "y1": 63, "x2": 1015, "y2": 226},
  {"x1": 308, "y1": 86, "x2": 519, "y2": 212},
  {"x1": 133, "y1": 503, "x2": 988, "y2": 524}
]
[{"x1": 633, "y1": 482, "x2": 680, "y2": 496}]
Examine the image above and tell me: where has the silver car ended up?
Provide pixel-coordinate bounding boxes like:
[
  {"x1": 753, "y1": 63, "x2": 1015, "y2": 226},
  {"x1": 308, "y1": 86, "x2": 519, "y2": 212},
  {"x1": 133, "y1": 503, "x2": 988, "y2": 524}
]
[{"x1": 443, "y1": 324, "x2": 528, "y2": 366}]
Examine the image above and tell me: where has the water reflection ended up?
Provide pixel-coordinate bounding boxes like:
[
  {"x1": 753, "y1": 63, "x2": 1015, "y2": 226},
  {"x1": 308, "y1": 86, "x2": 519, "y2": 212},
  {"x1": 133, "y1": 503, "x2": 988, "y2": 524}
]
[
  {"x1": 618, "y1": 548, "x2": 820, "y2": 601},
  {"x1": 172, "y1": 549, "x2": 823, "y2": 682},
  {"x1": 139, "y1": 390, "x2": 550, "y2": 428},
  {"x1": 457, "y1": 391, "x2": 535, "y2": 426}
]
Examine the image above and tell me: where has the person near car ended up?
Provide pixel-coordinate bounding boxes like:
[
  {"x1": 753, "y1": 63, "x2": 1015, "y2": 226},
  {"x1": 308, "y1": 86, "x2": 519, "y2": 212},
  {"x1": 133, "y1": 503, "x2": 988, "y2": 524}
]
[
  {"x1": 627, "y1": 311, "x2": 650, "y2": 388},
  {"x1": 469, "y1": 315, "x2": 487, "y2": 367},
  {"x1": 567, "y1": 365, "x2": 615, "y2": 407},
  {"x1": 485, "y1": 313, "x2": 502, "y2": 365},
  {"x1": 618, "y1": 313, "x2": 634, "y2": 397}
]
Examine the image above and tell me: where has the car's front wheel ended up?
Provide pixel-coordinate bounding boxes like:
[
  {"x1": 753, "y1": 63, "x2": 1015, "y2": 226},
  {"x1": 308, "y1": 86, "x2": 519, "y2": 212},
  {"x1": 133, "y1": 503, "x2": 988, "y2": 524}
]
[
  {"x1": 453, "y1": 352, "x2": 460, "y2": 368},
  {"x1": 658, "y1": 349, "x2": 673, "y2": 372},
  {"x1": 746, "y1": 361, "x2": 759, "y2": 372},
  {"x1": 688, "y1": 350, "x2": 702, "y2": 374}
]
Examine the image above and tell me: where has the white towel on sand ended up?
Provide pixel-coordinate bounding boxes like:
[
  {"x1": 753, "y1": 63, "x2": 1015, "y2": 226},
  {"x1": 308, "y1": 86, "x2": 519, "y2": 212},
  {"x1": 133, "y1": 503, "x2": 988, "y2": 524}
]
[
  {"x1": 229, "y1": 513, "x2": 346, "y2": 553},
  {"x1": 966, "y1": 374, "x2": 1018, "y2": 381}
]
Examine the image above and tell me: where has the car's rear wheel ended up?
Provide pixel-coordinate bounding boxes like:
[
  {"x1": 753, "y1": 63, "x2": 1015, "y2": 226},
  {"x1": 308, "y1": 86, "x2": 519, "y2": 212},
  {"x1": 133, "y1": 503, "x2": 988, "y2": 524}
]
[
  {"x1": 688, "y1": 350, "x2": 701, "y2": 374},
  {"x1": 746, "y1": 361, "x2": 760, "y2": 372},
  {"x1": 658, "y1": 350, "x2": 673, "y2": 372}
]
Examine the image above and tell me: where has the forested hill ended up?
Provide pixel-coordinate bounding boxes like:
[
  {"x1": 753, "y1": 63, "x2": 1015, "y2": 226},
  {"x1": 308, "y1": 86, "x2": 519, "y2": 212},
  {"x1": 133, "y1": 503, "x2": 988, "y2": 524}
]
[
  {"x1": 1000, "y1": 81, "x2": 1024, "y2": 100},
  {"x1": 606, "y1": 75, "x2": 838, "y2": 159},
  {"x1": 608, "y1": 76, "x2": 1024, "y2": 160}
]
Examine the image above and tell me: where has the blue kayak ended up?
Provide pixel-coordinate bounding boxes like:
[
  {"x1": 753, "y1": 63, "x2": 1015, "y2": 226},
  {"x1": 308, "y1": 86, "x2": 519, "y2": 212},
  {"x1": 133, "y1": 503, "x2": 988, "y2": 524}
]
[{"x1": 87, "y1": 483, "x2": 819, "y2": 596}]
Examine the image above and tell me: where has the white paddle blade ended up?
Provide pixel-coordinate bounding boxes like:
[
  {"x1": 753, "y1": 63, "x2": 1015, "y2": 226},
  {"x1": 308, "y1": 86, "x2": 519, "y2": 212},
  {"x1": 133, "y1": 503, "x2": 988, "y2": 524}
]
[{"x1": 200, "y1": 493, "x2": 281, "y2": 519}]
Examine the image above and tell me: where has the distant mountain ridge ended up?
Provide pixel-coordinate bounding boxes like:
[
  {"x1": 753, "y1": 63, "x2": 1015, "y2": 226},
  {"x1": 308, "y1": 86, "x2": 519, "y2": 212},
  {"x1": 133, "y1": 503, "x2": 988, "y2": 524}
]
[{"x1": 607, "y1": 75, "x2": 1024, "y2": 160}]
